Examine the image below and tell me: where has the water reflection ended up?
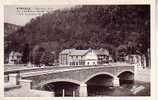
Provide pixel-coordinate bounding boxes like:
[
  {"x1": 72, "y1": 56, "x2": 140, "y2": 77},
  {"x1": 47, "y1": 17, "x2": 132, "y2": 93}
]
[
  {"x1": 42, "y1": 80, "x2": 150, "y2": 97},
  {"x1": 88, "y1": 80, "x2": 150, "y2": 96},
  {"x1": 43, "y1": 82, "x2": 79, "y2": 97}
]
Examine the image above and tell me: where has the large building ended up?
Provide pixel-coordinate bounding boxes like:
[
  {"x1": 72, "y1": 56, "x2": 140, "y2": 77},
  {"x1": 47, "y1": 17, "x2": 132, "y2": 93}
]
[{"x1": 59, "y1": 48, "x2": 110, "y2": 66}]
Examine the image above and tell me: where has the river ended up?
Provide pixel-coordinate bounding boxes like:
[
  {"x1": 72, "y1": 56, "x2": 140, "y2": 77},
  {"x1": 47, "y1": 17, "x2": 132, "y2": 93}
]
[
  {"x1": 87, "y1": 81, "x2": 150, "y2": 96},
  {"x1": 50, "y1": 80, "x2": 150, "y2": 97}
]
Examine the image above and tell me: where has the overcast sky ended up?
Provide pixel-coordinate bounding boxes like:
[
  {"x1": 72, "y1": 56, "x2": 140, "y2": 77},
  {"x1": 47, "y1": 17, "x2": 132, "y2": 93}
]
[{"x1": 4, "y1": 5, "x2": 75, "y2": 26}]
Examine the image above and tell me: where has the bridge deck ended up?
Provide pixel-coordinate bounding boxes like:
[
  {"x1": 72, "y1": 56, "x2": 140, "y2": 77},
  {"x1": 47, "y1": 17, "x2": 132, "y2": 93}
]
[
  {"x1": 20, "y1": 66, "x2": 114, "y2": 77},
  {"x1": 4, "y1": 63, "x2": 133, "y2": 78}
]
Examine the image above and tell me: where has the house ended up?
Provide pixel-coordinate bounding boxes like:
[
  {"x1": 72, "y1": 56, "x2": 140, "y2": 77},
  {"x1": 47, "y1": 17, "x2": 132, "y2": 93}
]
[
  {"x1": 59, "y1": 48, "x2": 110, "y2": 66},
  {"x1": 8, "y1": 51, "x2": 22, "y2": 64},
  {"x1": 84, "y1": 49, "x2": 98, "y2": 66},
  {"x1": 95, "y1": 48, "x2": 110, "y2": 64},
  {"x1": 125, "y1": 54, "x2": 146, "y2": 68}
]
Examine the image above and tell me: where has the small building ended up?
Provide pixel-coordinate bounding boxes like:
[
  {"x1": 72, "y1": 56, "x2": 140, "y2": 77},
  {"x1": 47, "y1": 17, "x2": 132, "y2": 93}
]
[
  {"x1": 59, "y1": 48, "x2": 110, "y2": 66},
  {"x1": 125, "y1": 54, "x2": 146, "y2": 68},
  {"x1": 95, "y1": 48, "x2": 110, "y2": 64},
  {"x1": 84, "y1": 50, "x2": 98, "y2": 66},
  {"x1": 8, "y1": 51, "x2": 22, "y2": 64}
]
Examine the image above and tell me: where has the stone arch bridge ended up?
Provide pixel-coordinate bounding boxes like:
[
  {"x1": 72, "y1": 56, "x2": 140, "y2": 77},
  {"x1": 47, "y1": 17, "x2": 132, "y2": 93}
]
[{"x1": 5, "y1": 64, "x2": 135, "y2": 97}]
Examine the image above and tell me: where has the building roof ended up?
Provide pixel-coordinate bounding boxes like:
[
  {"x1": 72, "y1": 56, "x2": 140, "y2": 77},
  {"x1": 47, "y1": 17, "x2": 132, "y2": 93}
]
[
  {"x1": 10, "y1": 51, "x2": 22, "y2": 56},
  {"x1": 60, "y1": 49, "x2": 89, "y2": 56},
  {"x1": 60, "y1": 48, "x2": 109, "y2": 56},
  {"x1": 69, "y1": 50, "x2": 89, "y2": 56},
  {"x1": 60, "y1": 49, "x2": 76, "y2": 54},
  {"x1": 15, "y1": 52, "x2": 22, "y2": 56},
  {"x1": 94, "y1": 48, "x2": 109, "y2": 55}
]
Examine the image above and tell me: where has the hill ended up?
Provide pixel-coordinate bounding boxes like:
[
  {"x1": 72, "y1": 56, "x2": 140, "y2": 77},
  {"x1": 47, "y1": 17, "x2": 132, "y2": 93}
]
[
  {"x1": 5, "y1": 5, "x2": 150, "y2": 63},
  {"x1": 4, "y1": 23, "x2": 20, "y2": 37}
]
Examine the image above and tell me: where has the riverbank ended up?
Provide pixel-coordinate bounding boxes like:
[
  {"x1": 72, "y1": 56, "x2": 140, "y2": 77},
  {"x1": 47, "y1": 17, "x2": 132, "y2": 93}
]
[{"x1": 135, "y1": 67, "x2": 150, "y2": 82}]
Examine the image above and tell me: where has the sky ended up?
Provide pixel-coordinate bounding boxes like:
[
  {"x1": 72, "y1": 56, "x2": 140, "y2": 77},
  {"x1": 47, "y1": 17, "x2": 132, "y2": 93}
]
[{"x1": 4, "y1": 5, "x2": 75, "y2": 26}]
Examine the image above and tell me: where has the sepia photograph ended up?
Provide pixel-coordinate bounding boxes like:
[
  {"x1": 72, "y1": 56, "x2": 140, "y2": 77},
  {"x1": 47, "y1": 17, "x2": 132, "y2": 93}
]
[{"x1": 4, "y1": 5, "x2": 150, "y2": 97}]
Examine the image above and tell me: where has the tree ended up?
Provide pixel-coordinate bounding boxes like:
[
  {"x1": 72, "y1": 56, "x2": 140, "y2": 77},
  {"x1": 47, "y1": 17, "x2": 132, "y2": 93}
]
[
  {"x1": 40, "y1": 51, "x2": 54, "y2": 66},
  {"x1": 21, "y1": 43, "x2": 30, "y2": 64},
  {"x1": 32, "y1": 46, "x2": 45, "y2": 66}
]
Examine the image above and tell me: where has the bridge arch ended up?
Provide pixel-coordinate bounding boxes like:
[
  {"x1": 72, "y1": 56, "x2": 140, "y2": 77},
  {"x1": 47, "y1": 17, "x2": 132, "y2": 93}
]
[
  {"x1": 83, "y1": 72, "x2": 115, "y2": 96},
  {"x1": 37, "y1": 78, "x2": 82, "y2": 88},
  {"x1": 83, "y1": 72, "x2": 115, "y2": 83},
  {"x1": 117, "y1": 70, "x2": 135, "y2": 85},
  {"x1": 116, "y1": 70, "x2": 134, "y2": 77},
  {"x1": 39, "y1": 78, "x2": 82, "y2": 97}
]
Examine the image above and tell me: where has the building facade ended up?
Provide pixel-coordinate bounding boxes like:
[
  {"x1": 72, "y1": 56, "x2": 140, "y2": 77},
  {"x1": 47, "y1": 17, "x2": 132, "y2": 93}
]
[
  {"x1": 59, "y1": 48, "x2": 110, "y2": 66},
  {"x1": 125, "y1": 54, "x2": 146, "y2": 68},
  {"x1": 95, "y1": 48, "x2": 110, "y2": 64}
]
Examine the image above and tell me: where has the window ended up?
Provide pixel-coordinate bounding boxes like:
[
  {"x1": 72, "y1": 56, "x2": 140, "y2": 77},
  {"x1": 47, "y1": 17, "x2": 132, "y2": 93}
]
[
  {"x1": 72, "y1": 62, "x2": 73, "y2": 65},
  {"x1": 71, "y1": 56, "x2": 73, "y2": 59},
  {"x1": 82, "y1": 61, "x2": 85, "y2": 65},
  {"x1": 70, "y1": 62, "x2": 72, "y2": 65},
  {"x1": 81, "y1": 56, "x2": 83, "y2": 59},
  {"x1": 76, "y1": 62, "x2": 78, "y2": 66},
  {"x1": 79, "y1": 60, "x2": 81, "y2": 65},
  {"x1": 93, "y1": 62, "x2": 95, "y2": 65}
]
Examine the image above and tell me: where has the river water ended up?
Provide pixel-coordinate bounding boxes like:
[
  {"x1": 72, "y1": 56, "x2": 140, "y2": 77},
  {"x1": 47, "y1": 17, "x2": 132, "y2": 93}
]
[
  {"x1": 48, "y1": 80, "x2": 150, "y2": 97},
  {"x1": 87, "y1": 81, "x2": 150, "y2": 96}
]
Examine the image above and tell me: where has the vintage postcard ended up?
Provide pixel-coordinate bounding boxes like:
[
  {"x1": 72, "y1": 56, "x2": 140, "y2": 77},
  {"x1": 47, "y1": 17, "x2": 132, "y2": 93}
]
[{"x1": 0, "y1": 0, "x2": 157, "y2": 100}]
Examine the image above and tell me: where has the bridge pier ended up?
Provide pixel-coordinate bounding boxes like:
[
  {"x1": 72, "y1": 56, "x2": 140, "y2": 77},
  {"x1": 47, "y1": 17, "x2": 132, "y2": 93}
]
[
  {"x1": 79, "y1": 83, "x2": 87, "y2": 97},
  {"x1": 113, "y1": 77, "x2": 120, "y2": 87},
  {"x1": 8, "y1": 73, "x2": 20, "y2": 85},
  {"x1": 19, "y1": 79, "x2": 32, "y2": 90}
]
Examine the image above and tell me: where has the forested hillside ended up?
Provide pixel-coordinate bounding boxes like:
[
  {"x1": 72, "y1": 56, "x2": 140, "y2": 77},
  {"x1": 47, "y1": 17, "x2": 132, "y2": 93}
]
[
  {"x1": 4, "y1": 23, "x2": 21, "y2": 63},
  {"x1": 5, "y1": 5, "x2": 150, "y2": 64},
  {"x1": 4, "y1": 23, "x2": 20, "y2": 37}
]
